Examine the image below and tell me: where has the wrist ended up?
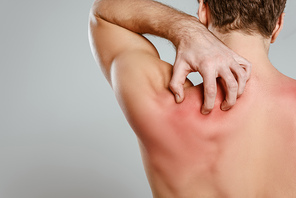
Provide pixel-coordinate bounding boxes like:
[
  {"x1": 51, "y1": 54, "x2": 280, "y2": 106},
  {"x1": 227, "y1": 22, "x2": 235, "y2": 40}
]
[{"x1": 169, "y1": 16, "x2": 205, "y2": 47}]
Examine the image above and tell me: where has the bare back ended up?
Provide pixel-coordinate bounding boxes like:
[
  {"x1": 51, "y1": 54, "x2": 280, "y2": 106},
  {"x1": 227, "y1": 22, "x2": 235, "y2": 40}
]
[
  {"x1": 134, "y1": 72, "x2": 296, "y2": 198},
  {"x1": 89, "y1": 15, "x2": 296, "y2": 198}
]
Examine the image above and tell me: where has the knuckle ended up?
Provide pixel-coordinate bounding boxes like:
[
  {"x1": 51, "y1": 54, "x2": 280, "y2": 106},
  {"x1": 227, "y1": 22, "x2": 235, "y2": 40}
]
[
  {"x1": 238, "y1": 70, "x2": 247, "y2": 81},
  {"x1": 247, "y1": 62, "x2": 253, "y2": 69},
  {"x1": 169, "y1": 81, "x2": 179, "y2": 91},
  {"x1": 204, "y1": 61, "x2": 213, "y2": 68},
  {"x1": 229, "y1": 83, "x2": 238, "y2": 92},
  {"x1": 200, "y1": 61, "x2": 213, "y2": 72},
  {"x1": 244, "y1": 63, "x2": 252, "y2": 72},
  {"x1": 241, "y1": 71, "x2": 248, "y2": 80},
  {"x1": 215, "y1": 56, "x2": 224, "y2": 65},
  {"x1": 227, "y1": 79, "x2": 238, "y2": 91},
  {"x1": 205, "y1": 85, "x2": 216, "y2": 97},
  {"x1": 232, "y1": 61, "x2": 240, "y2": 67}
]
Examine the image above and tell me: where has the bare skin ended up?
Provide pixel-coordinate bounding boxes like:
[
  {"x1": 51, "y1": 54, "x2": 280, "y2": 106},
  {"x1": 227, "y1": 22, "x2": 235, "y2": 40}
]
[
  {"x1": 138, "y1": 75, "x2": 296, "y2": 198},
  {"x1": 91, "y1": 0, "x2": 252, "y2": 115},
  {"x1": 89, "y1": 2, "x2": 296, "y2": 198}
]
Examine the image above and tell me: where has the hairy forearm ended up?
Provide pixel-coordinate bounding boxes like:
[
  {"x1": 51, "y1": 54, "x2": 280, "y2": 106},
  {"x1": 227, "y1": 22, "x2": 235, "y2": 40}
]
[{"x1": 91, "y1": 0, "x2": 206, "y2": 47}]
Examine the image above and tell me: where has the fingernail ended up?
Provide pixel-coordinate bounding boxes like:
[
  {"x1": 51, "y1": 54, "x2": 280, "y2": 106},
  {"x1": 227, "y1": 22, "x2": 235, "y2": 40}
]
[
  {"x1": 202, "y1": 110, "x2": 210, "y2": 115},
  {"x1": 201, "y1": 106, "x2": 210, "y2": 115},
  {"x1": 175, "y1": 94, "x2": 181, "y2": 103},
  {"x1": 221, "y1": 101, "x2": 230, "y2": 111}
]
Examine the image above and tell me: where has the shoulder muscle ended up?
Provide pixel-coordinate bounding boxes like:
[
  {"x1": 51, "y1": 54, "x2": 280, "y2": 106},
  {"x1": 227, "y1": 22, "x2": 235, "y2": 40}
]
[{"x1": 88, "y1": 13, "x2": 159, "y2": 85}]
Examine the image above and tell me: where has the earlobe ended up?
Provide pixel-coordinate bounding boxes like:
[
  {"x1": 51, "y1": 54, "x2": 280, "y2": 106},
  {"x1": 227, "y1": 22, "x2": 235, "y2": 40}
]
[
  {"x1": 198, "y1": 1, "x2": 208, "y2": 26},
  {"x1": 271, "y1": 13, "x2": 285, "y2": 43}
]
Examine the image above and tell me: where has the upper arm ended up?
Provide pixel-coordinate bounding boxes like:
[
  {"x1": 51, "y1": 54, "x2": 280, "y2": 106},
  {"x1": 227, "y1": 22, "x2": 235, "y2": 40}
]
[
  {"x1": 88, "y1": 10, "x2": 175, "y2": 129},
  {"x1": 88, "y1": 11, "x2": 161, "y2": 86}
]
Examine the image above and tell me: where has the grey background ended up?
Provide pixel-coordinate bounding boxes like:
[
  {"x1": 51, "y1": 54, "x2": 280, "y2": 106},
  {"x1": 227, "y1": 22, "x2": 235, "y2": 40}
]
[{"x1": 0, "y1": 0, "x2": 295, "y2": 198}]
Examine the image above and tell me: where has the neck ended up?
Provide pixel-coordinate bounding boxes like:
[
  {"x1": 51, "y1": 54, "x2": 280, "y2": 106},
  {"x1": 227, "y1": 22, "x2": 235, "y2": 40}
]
[{"x1": 212, "y1": 30, "x2": 281, "y2": 82}]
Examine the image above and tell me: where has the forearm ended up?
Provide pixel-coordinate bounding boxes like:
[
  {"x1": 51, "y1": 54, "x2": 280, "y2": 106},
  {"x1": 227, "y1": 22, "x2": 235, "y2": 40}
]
[{"x1": 91, "y1": 0, "x2": 206, "y2": 47}]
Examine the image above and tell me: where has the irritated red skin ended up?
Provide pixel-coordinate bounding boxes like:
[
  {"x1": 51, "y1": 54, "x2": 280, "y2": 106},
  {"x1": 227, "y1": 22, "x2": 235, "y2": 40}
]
[
  {"x1": 129, "y1": 77, "x2": 296, "y2": 198},
  {"x1": 89, "y1": 12, "x2": 296, "y2": 198}
]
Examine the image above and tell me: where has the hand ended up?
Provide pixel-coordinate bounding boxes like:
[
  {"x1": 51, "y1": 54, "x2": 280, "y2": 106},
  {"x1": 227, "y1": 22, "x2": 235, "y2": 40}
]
[{"x1": 169, "y1": 25, "x2": 252, "y2": 115}]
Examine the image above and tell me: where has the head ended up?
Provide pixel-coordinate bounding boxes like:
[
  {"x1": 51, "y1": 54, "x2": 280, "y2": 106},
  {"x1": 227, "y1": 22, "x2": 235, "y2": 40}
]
[{"x1": 198, "y1": 0, "x2": 286, "y2": 44}]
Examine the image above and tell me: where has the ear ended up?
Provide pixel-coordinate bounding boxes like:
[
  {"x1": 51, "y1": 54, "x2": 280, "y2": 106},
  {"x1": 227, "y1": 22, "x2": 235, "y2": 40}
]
[
  {"x1": 271, "y1": 13, "x2": 285, "y2": 43},
  {"x1": 198, "y1": 1, "x2": 208, "y2": 26}
]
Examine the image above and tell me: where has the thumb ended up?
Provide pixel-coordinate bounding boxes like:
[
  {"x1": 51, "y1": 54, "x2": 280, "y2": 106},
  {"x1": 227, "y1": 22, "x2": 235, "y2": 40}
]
[{"x1": 170, "y1": 59, "x2": 191, "y2": 103}]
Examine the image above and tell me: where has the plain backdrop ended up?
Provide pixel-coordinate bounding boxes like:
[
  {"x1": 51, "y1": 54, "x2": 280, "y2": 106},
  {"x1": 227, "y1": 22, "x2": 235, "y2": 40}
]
[{"x1": 0, "y1": 0, "x2": 295, "y2": 198}]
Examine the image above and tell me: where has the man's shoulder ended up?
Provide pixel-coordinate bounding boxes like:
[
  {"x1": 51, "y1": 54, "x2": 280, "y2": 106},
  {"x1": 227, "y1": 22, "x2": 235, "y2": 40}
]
[
  {"x1": 278, "y1": 77, "x2": 296, "y2": 101},
  {"x1": 275, "y1": 76, "x2": 296, "y2": 125},
  {"x1": 286, "y1": 78, "x2": 296, "y2": 133}
]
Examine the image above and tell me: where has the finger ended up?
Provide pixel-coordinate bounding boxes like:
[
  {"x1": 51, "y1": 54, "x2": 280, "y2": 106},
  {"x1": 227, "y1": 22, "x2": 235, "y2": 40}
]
[
  {"x1": 219, "y1": 69, "x2": 238, "y2": 111},
  {"x1": 170, "y1": 58, "x2": 191, "y2": 103},
  {"x1": 232, "y1": 53, "x2": 252, "y2": 80},
  {"x1": 201, "y1": 70, "x2": 217, "y2": 115},
  {"x1": 230, "y1": 63, "x2": 248, "y2": 98}
]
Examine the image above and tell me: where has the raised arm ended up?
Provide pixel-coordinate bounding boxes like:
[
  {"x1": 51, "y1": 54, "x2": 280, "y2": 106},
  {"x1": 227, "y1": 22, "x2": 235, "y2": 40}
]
[{"x1": 91, "y1": 0, "x2": 251, "y2": 114}]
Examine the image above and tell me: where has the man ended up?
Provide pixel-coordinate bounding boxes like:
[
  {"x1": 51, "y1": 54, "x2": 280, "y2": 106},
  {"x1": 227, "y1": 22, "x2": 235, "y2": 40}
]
[{"x1": 89, "y1": 0, "x2": 296, "y2": 197}]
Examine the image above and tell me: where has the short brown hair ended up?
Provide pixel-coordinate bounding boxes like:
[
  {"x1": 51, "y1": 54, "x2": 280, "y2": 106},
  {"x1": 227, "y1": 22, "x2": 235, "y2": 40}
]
[{"x1": 201, "y1": 0, "x2": 287, "y2": 38}]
